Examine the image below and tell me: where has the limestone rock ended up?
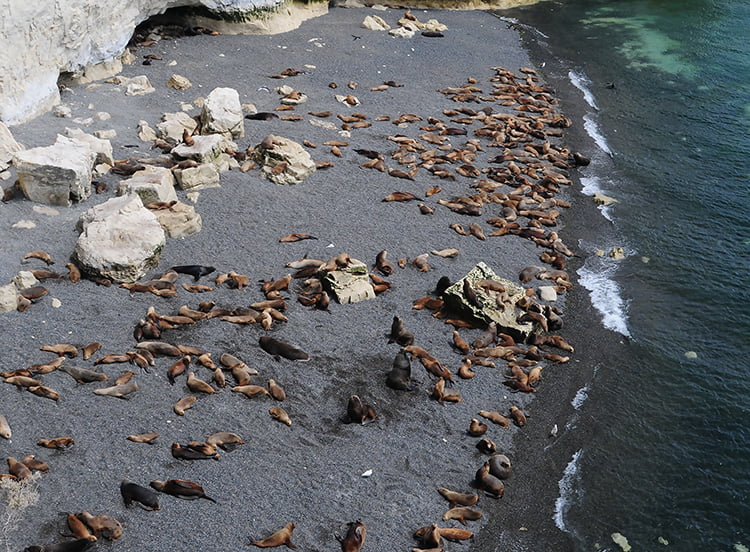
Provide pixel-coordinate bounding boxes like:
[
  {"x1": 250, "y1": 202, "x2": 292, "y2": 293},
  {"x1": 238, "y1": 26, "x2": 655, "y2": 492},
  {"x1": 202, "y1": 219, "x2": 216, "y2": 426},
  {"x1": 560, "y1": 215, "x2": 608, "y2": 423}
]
[
  {"x1": 0, "y1": 122, "x2": 23, "y2": 171},
  {"x1": 321, "y1": 260, "x2": 375, "y2": 304},
  {"x1": 443, "y1": 262, "x2": 534, "y2": 341},
  {"x1": 252, "y1": 135, "x2": 316, "y2": 185},
  {"x1": 200, "y1": 87, "x2": 244, "y2": 139},
  {"x1": 123, "y1": 75, "x2": 155, "y2": 96},
  {"x1": 157, "y1": 111, "x2": 198, "y2": 144},
  {"x1": 53, "y1": 105, "x2": 72, "y2": 118},
  {"x1": 137, "y1": 120, "x2": 157, "y2": 142},
  {"x1": 0, "y1": 283, "x2": 18, "y2": 313},
  {"x1": 74, "y1": 194, "x2": 165, "y2": 283},
  {"x1": 423, "y1": 19, "x2": 448, "y2": 32},
  {"x1": 61, "y1": 57, "x2": 123, "y2": 86},
  {"x1": 13, "y1": 141, "x2": 96, "y2": 206},
  {"x1": 593, "y1": 193, "x2": 617, "y2": 206},
  {"x1": 389, "y1": 26, "x2": 415, "y2": 38},
  {"x1": 167, "y1": 74, "x2": 192, "y2": 91},
  {"x1": 117, "y1": 166, "x2": 177, "y2": 204},
  {"x1": 538, "y1": 286, "x2": 558, "y2": 302},
  {"x1": 174, "y1": 164, "x2": 220, "y2": 190},
  {"x1": 62, "y1": 128, "x2": 114, "y2": 165},
  {"x1": 12, "y1": 271, "x2": 39, "y2": 290},
  {"x1": 172, "y1": 135, "x2": 225, "y2": 164},
  {"x1": 94, "y1": 129, "x2": 117, "y2": 140},
  {"x1": 362, "y1": 15, "x2": 390, "y2": 31},
  {"x1": 151, "y1": 201, "x2": 202, "y2": 238}
]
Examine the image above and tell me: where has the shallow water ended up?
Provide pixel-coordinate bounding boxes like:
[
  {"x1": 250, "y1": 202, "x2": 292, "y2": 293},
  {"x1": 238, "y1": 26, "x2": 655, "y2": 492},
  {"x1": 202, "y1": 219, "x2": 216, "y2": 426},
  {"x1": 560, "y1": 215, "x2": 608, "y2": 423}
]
[{"x1": 501, "y1": 0, "x2": 750, "y2": 549}]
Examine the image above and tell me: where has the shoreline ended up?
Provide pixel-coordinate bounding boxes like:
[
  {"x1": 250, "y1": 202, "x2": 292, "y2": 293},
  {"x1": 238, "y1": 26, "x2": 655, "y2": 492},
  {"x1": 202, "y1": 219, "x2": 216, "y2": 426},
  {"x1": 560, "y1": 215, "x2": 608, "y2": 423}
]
[{"x1": 2, "y1": 8, "x2": 605, "y2": 551}]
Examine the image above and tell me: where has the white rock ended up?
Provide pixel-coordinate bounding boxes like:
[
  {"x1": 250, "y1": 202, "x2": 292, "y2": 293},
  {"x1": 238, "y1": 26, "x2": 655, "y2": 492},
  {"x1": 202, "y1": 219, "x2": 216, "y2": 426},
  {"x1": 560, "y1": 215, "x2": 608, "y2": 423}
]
[
  {"x1": 137, "y1": 120, "x2": 157, "y2": 142},
  {"x1": 63, "y1": 57, "x2": 123, "y2": 86},
  {"x1": 608, "y1": 247, "x2": 626, "y2": 260},
  {"x1": 94, "y1": 129, "x2": 117, "y2": 140},
  {"x1": 53, "y1": 105, "x2": 72, "y2": 118},
  {"x1": 51, "y1": 297, "x2": 62, "y2": 308},
  {"x1": 390, "y1": 27, "x2": 415, "y2": 38},
  {"x1": 117, "y1": 166, "x2": 177, "y2": 204},
  {"x1": 362, "y1": 15, "x2": 390, "y2": 31},
  {"x1": 172, "y1": 134, "x2": 225, "y2": 164},
  {"x1": 13, "y1": 141, "x2": 96, "y2": 206},
  {"x1": 0, "y1": 121, "x2": 23, "y2": 171},
  {"x1": 538, "y1": 286, "x2": 558, "y2": 302},
  {"x1": 151, "y1": 201, "x2": 202, "y2": 238},
  {"x1": 322, "y1": 259, "x2": 375, "y2": 304},
  {"x1": 32, "y1": 205, "x2": 60, "y2": 216},
  {"x1": 157, "y1": 112, "x2": 199, "y2": 144},
  {"x1": 275, "y1": 85, "x2": 295, "y2": 95},
  {"x1": 242, "y1": 103, "x2": 258, "y2": 116},
  {"x1": 62, "y1": 128, "x2": 114, "y2": 165},
  {"x1": 94, "y1": 112, "x2": 111, "y2": 121},
  {"x1": 200, "y1": 87, "x2": 244, "y2": 139},
  {"x1": 0, "y1": 283, "x2": 18, "y2": 313},
  {"x1": 124, "y1": 75, "x2": 155, "y2": 96},
  {"x1": 74, "y1": 194, "x2": 166, "y2": 283},
  {"x1": 12, "y1": 271, "x2": 39, "y2": 290},
  {"x1": 593, "y1": 193, "x2": 618, "y2": 206},
  {"x1": 174, "y1": 164, "x2": 220, "y2": 190},
  {"x1": 252, "y1": 135, "x2": 316, "y2": 185},
  {"x1": 423, "y1": 19, "x2": 448, "y2": 32},
  {"x1": 168, "y1": 74, "x2": 192, "y2": 90},
  {"x1": 12, "y1": 220, "x2": 36, "y2": 229},
  {"x1": 93, "y1": 163, "x2": 111, "y2": 177}
]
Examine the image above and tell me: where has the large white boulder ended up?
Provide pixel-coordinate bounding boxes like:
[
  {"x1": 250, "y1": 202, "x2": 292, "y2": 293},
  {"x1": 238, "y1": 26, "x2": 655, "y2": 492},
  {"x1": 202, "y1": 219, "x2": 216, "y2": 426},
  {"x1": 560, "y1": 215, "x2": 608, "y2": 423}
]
[
  {"x1": 0, "y1": 122, "x2": 23, "y2": 171},
  {"x1": 74, "y1": 194, "x2": 166, "y2": 283},
  {"x1": 201, "y1": 87, "x2": 244, "y2": 138},
  {"x1": 117, "y1": 166, "x2": 178, "y2": 204},
  {"x1": 252, "y1": 135, "x2": 316, "y2": 185}
]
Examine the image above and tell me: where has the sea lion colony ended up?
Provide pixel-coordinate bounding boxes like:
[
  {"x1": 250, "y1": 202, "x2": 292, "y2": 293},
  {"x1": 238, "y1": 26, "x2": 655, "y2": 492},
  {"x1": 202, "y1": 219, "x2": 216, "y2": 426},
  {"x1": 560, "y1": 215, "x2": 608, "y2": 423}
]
[{"x1": 0, "y1": 15, "x2": 585, "y2": 551}]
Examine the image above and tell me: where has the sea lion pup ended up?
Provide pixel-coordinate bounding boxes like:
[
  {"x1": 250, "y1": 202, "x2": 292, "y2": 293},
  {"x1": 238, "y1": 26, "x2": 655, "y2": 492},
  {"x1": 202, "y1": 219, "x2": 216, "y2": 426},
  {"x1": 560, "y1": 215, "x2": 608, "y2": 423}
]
[
  {"x1": 269, "y1": 407, "x2": 292, "y2": 426},
  {"x1": 468, "y1": 418, "x2": 488, "y2": 437},
  {"x1": 206, "y1": 432, "x2": 244, "y2": 451},
  {"x1": 442, "y1": 506, "x2": 483, "y2": 525},
  {"x1": 337, "y1": 520, "x2": 366, "y2": 552},
  {"x1": 170, "y1": 265, "x2": 215, "y2": 281},
  {"x1": 23, "y1": 538, "x2": 96, "y2": 552},
  {"x1": 479, "y1": 410, "x2": 511, "y2": 429},
  {"x1": 174, "y1": 396, "x2": 197, "y2": 415},
  {"x1": 252, "y1": 522, "x2": 296, "y2": 548},
  {"x1": 171, "y1": 442, "x2": 220, "y2": 461},
  {"x1": 476, "y1": 438, "x2": 497, "y2": 455},
  {"x1": 386, "y1": 349, "x2": 413, "y2": 391},
  {"x1": 8, "y1": 457, "x2": 32, "y2": 480},
  {"x1": 388, "y1": 315, "x2": 415, "y2": 346},
  {"x1": 475, "y1": 461, "x2": 505, "y2": 498},
  {"x1": 345, "y1": 395, "x2": 377, "y2": 425},
  {"x1": 66, "y1": 513, "x2": 96, "y2": 541},
  {"x1": 258, "y1": 336, "x2": 310, "y2": 361},
  {"x1": 167, "y1": 356, "x2": 191, "y2": 385},
  {"x1": 59, "y1": 365, "x2": 109, "y2": 384},
  {"x1": 438, "y1": 487, "x2": 478, "y2": 508},
  {"x1": 120, "y1": 480, "x2": 160, "y2": 510},
  {"x1": 127, "y1": 432, "x2": 159, "y2": 444},
  {"x1": 76, "y1": 513, "x2": 122, "y2": 541},
  {"x1": 150, "y1": 479, "x2": 216, "y2": 503},
  {"x1": 452, "y1": 331, "x2": 470, "y2": 355},
  {"x1": 374, "y1": 249, "x2": 395, "y2": 276},
  {"x1": 23, "y1": 250, "x2": 54, "y2": 265},
  {"x1": 93, "y1": 381, "x2": 138, "y2": 399},
  {"x1": 509, "y1": 406, "x2": 527, "y2": 427},
  {"x1": 488, "y1": 454, "x2": 512, "y2": 480}
]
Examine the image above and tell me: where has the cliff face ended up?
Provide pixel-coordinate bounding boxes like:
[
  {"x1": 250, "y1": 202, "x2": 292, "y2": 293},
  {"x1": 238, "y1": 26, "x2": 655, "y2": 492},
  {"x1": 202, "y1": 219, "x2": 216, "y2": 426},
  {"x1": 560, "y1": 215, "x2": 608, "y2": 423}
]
[{"x1": 0, "y1": 0, "x2": 539, "y2": 125}]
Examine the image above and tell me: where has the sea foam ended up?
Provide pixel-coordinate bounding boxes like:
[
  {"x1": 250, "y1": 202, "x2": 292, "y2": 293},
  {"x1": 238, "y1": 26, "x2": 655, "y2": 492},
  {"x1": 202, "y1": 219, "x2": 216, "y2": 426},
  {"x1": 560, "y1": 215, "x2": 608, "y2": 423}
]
[
  {"x1": 554, "y1": 449, "x2": 584, "y2": 533},
  {"x1": 568, "y1": 70, "x2": 599, "y2": 110},
  {"x1": 583, "y1": 114, "x2": 613, "y2": 156},
  {"x1": 577, "y1": 262, "x2": 631, "y2": 336}
]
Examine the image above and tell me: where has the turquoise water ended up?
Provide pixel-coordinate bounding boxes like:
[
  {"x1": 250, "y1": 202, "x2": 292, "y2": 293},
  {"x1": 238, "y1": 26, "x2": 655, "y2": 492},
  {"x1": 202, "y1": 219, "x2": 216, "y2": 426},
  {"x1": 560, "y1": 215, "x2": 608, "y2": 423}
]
[{"x1": 502, "y1": 1, "x2": 750, "y2": 550}]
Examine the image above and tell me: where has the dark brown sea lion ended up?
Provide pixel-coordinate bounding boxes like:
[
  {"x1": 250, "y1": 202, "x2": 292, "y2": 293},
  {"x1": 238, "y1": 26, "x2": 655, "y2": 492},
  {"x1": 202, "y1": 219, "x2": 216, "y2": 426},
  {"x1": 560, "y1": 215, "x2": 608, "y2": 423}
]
[
  {"x1": 388, "y1": 316, "x2": 414, "y2": 346},
  {"x1": 23, "y1": 538, "x2": 96, "y2": 552},
  {"x1": 171, "y1": 442, "x2": 219, "y2": 461},
  {"x1": 488, "y1": 454, "x2": 512, "y2": 480},
  {"x1": 258, "y1": 336, "x2": 310, "y2": 361},
  {"x1": 476, "y1": 438, "x2": 497, "y2": 454},
  {"x1": 170, "y1": 265, "x2": 215, "y2": 281},
  {"x1": 475, "y1": 461, "x2": 504, "y2": 498},
  {"x1": 337, "y1": 520, "x2": 366, "y2": 552},
  {"x1": 150, "y1": 479, "x2": 216, "y2": 502},
  {"x1": 120, "y1": 480, "x2": 160, "y2": 510},
  {"x1": 59, "y1": 365, "x2": 109, "y2": 384},
  {"x1": 37, "y1": 437, "x2": 74, "y2": 449},
  {"x1": 386, "y1": 349, "x2": 413, "y2": 391},
  {"x1": 345, "y1": 395, "x2": 377, "y2": 425}
]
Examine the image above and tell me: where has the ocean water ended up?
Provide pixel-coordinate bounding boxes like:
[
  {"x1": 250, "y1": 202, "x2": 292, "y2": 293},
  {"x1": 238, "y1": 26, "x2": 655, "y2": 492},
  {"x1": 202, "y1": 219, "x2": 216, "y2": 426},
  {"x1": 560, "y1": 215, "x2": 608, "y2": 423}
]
[{"x1": 499, "y1": 1, "x2": 750, "y2": 550}]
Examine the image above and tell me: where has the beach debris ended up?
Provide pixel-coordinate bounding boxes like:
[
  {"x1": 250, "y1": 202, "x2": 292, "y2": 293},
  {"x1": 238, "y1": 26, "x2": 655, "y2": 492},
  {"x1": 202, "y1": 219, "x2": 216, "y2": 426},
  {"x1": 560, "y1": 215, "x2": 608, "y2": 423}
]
[
  {"x1": 611, "y1": 532, "x2": 632, "y2": 552},
  {"x1": 550, "y1": 424, "x2": 558, "y2": 437},
  {"x1": 361, "y1": 469, "x2": 373, "y2": 478},
  {"x1": 657, "y1": 536, "x2": 669, "y2": 545}
]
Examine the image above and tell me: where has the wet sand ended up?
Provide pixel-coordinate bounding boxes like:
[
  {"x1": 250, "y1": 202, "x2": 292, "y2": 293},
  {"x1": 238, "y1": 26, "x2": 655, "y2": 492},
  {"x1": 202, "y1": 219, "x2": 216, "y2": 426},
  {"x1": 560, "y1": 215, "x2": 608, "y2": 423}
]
[{"x1": 2, "y1": 7, "x2": 588, "y2": 551}]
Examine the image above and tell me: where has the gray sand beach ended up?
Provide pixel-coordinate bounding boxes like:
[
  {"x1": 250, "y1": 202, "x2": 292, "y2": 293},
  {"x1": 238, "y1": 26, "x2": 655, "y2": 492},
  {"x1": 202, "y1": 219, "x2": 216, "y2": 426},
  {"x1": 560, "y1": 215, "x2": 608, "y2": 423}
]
[{"x1": 0, "y1": 7, "x2": 591, "y2": 551}]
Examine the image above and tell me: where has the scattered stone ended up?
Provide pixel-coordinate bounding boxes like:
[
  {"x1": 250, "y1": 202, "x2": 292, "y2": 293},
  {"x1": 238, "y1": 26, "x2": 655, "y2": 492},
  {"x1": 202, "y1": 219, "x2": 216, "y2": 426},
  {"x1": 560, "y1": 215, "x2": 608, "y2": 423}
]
[
  {"x1": 608, "y1": 247, "x2": 625, "y2": 260},
  {"x1": 94, "y1": 129, "x2": 116, "y2": 140},
  {"x1": 657, "y1": 536, "x2": 669, "y2": 545},
  {"x1": 32, "y1": 205, "x2": 60, "y2": 216},
  {"x1": 72, "y1": 117, "x2": 94, "y2": 126},
  {"x1": 13, "y1": 140, "x2": 96, "y2": 206},
  {"x1": 389, "y1": 26, "x2": 415, "y2": 39},
  {"x1": 0, "y1": 121, "x2": 23, "y2": 171},
  {"x1": 172, "y1": 134, "x2": 225, "y2": 164},
  {"x1": 173, "y1": 163, "x2": 220, "y2": 190},
  {"x1": 423, "y1": 19, "x2": 448, "y2": 32},
  {"x1": 180, "y1": 103, "x2": 194, "y2": 112},
  {"x1": 62, "y1": 128, "x2": 114, "y2": 165},
  {"x1": 538, "y1": 286, "x2": 558, "y2": 302},
  {"x1": 611, "y1": 532, "x2": 631, "y2": 552},
  {"x1": 168, "y1": 74, "x2": 192, "y2": 91},
  {"x1": 117, "y1": 166, "x2": 177, "y2": 204},
  {"x1": 200, "y1": 87, "x2": 244, "y2": 139},
  {"x1": 51, "y1": 298, "x2": 62, "y2": 308},
  {"x1": 53, "y1": 105, "x2": 72, "y2": 118},
  {"x1": 0, "y1": 283, "x2": 18, "y2": 313},
  {"x1": 168, "y1": 60, "x2": 177, "y2": 67},
  {"x1": 275, "y1": 85, "x2": 294, "y2": 96},
  {"x1": 137, "y1": 120, "x2": 157, "y2": 142},
  {"x1": 186, "y1": 192, "x2": 200, "y2": 204},
  {"x1": 362, "y1": 15, "x2": 390, "y2": 31},
  {"x1": 94, "y1": 163, "x2": 112, "y2": 177},
  {"x1": 397, "y1": 19, "x2": 421, "y2": 32},
  {"x1": 241, "y1": 104, "x2": 258, "y2": 116},
  {"x1": 593, "y1": 193, "x2": 617, "y2": 206},
  {"x1": 684, "y1": 351, "x2": 698, "y2": 359},
  {"x1": 309, "y1": 118, "x2": 338, "y2": 131},
  {"x1": 157, "y1": 111, "x2": 199, "y2": 144},
  {"x1": 12, "y1": 271, "x2": 39, "y2": 290},
  {"x1": 251, "y1": 135, "x2": 316, "y2": 185},
  {"x1": 124, "y1": 75, "x2": 155, "y2": 96},
  {"x1": 74, "y1": 194, "x2": 166, "y2": 283},
  {"x1": 443, "y1": 262, "x2": 534, "y2": 341},
  {"x1": 63, "y1": 57, "x2": 123, "y2": 86},
  {"x1": 321, "y1": 259, "x2": 375, "y2": 304},
  {"x1": 151, "y1": 201, "x2": 202, "y2": 238},
  {"x1": 594, "y1": 249, "x2": 605, "y2": 257},
  {"x1": 0, "y1": 170, "x2": 10, "y2": 180},
  {"x1": 641, "y1": 256, "x2": 650, "y2": 264},
  {"x1": 335, "y1": 94, "x2": 360, "y2": 106},
  {"x1": 12, "y1": 220, "x2": 36, "y2": 229},
  {"x1": 94, "y1": 112, "x2": 111, "y2": 121}
]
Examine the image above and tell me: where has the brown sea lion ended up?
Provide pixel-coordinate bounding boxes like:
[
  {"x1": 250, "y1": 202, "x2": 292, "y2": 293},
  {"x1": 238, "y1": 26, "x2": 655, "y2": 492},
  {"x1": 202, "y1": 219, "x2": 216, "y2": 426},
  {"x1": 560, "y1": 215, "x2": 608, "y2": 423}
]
[
  {"x1": 75, "y1": 512, "x2": 122, "y2": 541},
  {"x1": 475, "y1": 461, "x2": 504, "y2": 498},
  {"x1": 269, "y1": 408, "x2": 292, "y2": 426},
  {"x1": 337, "y1": 520, "x2": 366, "y2": 552},
  {"x1": 468, "y1": 418, "x2": 488, "y2": 437},
  {"x1": 23, "y1": 537, "x2": 96, "y2": 552},
  {"x1": 126, "y1": 432, "x2": 159, "y2": 444},
  {"x1": 150, "y1": 479, "x2": 216, "y2": 502},
  {"x1": 259, "y1": 336, "x2": 310, "y2": 361},
  {"x1": 174, "y1": 396, "x2": 197, "y2": 415},
  {"x1": 206, "y1": 432, "x2": 244, "y2": 451},
  {"x1": 252, "y1": 522, "x2": 296, "y2": 548},
  {"x1": 66, "y1": 513, "x2": 96, "y2": 541},
  {"x1": 171, "y1": 442, "x2": 219, "y2": 461},
  {"x1": 37, "y1": 437, "x2": 74, "y2": 449},
  {"x1": 442, "y1": 506, "x2": 483, "y2": 525},
  {"x1": 437, "y1": 487, "x2": 478, "y2": 508}
]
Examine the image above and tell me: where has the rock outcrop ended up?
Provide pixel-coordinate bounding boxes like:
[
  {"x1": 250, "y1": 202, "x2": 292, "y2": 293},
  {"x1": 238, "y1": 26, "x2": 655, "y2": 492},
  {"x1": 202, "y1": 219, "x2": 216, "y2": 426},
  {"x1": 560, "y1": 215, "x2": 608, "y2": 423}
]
[
  {"x1": 73, "y1": 194, "x2": 166, "y2": 283},
  {"x1": 252, "y1": 135, "x2": 316, "y2": 185},
  {"x1": 200, "y1": 87, "x2": 244, "y2": 139},
  {"x1": 117, "y1": 166, "x2": 178, "y2": 204}
]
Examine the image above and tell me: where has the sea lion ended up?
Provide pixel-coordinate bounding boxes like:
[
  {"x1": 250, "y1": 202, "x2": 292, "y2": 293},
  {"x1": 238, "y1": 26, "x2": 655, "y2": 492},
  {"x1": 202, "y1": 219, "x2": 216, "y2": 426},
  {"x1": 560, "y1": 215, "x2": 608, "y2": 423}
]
[
  {"x1": 171, "y1": 442, "x2": 219, "y2": 461},
  {"x1": 269, "y1": 407, "x2": 292, "y2": 426},
  {"x1": 8, "y1": 457, "x2": 31, "y2": 480},
  {"x1": 437, "y1": 487, "x2": 478, "y2": 508},
  {"x1": 475, "y1": 461, "x2": 504, "y2": 498},
  {"x1": 375, "y1": 250, "x2": 395, "y2": 276},
  {"x1": 174, "y1": 396, "x2": 197, "y2": 415},
  {"x1": 28, "y1": 385, "x2": 60, "y2": 401},
  {"x1": 509, "y1": 406, "x2": 527, "y2": 427},
  {"x1": 476, "y1": 438, "x2": 497, "y2": 454},
  {"x1": 37, "y1": 437, "x2": 74, "y2": 449},
  {"x1": 442, "y1": 507, "x2": 483, "y2": 525},
  {"x1": 468, "y1": 418, "x2": 488, "y2": 437},
  {"x1": 387, "y1": 350, "x2": 413, "y2": 391},
  {"x1": 471, "y1": 322, "x2": 497, "y2": 349},
  {"x1": 66, "y1": 513, "x2": 96, "y2": 541},
  {"x1": 126, "y1": 432, "x2": 159, "y2": 444},
  {"x1": 488, "y1": 454, "x2": 512, "y2": 479},
  {"x1": 23, "y1": 250, "x2": 54, "y2": 265},
  {"x1": 59, "y1": 365, "x2": 109, "y2": 384},
  {"x1": 452, "y1": 331, "x2": 470, "y2": 355},
  {"x1": 478, "y1": 410, "x2": 511, "y2": 429},
  {"x1": 206, "y1": 432, "x2": 244, "y2": 451},
  {"x1": 167, "y1": 356, "x2": 191, "y2": 385},
  {"x1": 75, "y1": 512, "x2": 122, "y2": 541},
  {"x1": 150, "y1": 479, "x2": 216, "y2": 502},
  {"x1": 252, "y1": 522, "x2": 296, "y2": 548},
  {"x1": 346, "y1": 395, "x2": 377, "y2": 425},
  {"x1": 337, "y1": 520, "x2": 366, "y2": 552},
  {"x1": 388, "y1": 316, "x2": 414, "y2": 346},
  {"x1": 120, "y1": 480, "x2": 160, "y2": 510},
  {"x1": 22, "y1": 455, "x2": 49, "y2": 473},
  {"x1": 93, "y1": 382, "x2": 138, "y2": 399},
  {"x1": 40, "y1": 344, "x2": 77, "y2": 357},
  {"x1": 233, "y1": 385, "x2": 270, "y2": 399},
  {"x1": 23, "y1": 538, "x2": 96, "y2": 552},
  {"x1": 258, "y1": 336, "x2": 310, "y2": 361},
  {"x1": 267, "y1": 379, "x2": 286, "y2": 401},
  {"x1": 186, "y1": 372, "x2": 216, "y2": 394},
  {"x1": 81, "y1": 342, "x2": 101, "y2": 361},
  {"x1": 170, "y1": 265, "x2": 216, "y2": 281}
]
